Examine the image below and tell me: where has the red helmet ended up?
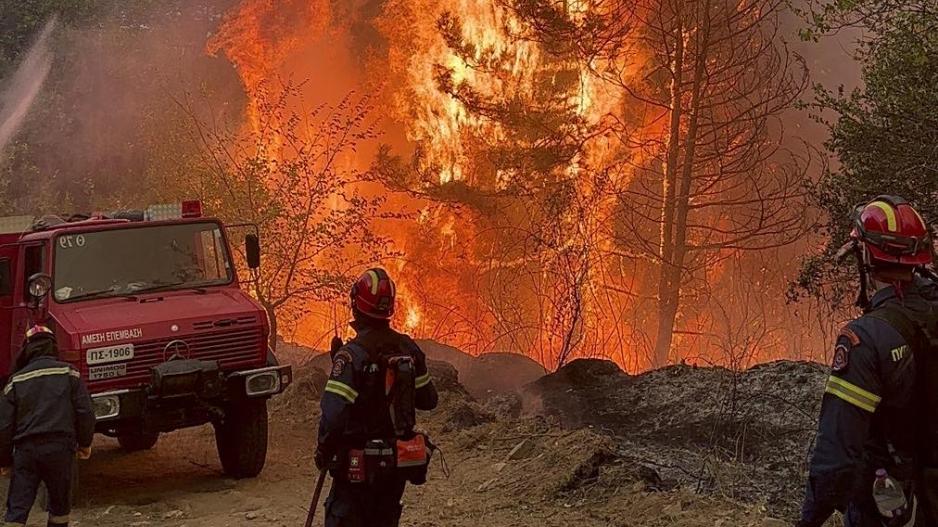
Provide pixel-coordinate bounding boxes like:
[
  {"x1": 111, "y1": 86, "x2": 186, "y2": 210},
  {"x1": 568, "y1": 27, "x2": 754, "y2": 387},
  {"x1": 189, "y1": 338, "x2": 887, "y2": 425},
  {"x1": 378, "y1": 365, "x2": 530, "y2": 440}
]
[
  {"x1": 853, "y1": 195, "x2": 933, "y2": 267},
  {"x1": 25, "y1": 324, "x2": 54, "y2": 341},
  {"x1": 350, "y1": 268, "x2": 396, "y2": 319}
]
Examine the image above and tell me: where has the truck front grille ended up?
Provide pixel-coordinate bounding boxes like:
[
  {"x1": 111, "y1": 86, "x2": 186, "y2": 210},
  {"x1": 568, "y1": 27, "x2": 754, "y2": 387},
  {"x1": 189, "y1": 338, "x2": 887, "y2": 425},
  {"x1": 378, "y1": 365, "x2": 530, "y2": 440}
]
[{"x1": 86, "y1": 326, "x2": 264, "y2": 389}]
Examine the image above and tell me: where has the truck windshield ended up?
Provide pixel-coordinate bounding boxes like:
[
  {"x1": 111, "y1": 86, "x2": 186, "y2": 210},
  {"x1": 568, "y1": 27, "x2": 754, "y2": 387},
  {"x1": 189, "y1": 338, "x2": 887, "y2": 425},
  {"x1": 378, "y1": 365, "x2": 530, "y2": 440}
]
[{"x1": 53, "y1": 222, "x2": 233, "y2": 303}]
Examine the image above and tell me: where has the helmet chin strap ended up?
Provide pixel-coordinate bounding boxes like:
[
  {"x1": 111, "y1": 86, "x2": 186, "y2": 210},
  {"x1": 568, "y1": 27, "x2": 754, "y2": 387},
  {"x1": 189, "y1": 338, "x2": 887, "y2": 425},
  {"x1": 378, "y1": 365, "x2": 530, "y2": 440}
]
[
  {"x1": 859, "y1": 248, "x2": 918, "y2": 311},
  {"x1": 855, "y1": 244, "x2": 872, "y2": 311}
]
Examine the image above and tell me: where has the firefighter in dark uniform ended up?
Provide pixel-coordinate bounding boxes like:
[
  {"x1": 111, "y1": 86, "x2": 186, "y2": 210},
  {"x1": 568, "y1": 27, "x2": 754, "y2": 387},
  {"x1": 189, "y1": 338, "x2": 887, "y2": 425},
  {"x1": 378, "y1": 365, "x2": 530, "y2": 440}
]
[
  {"x1": 317, "y1": 268, "x2": 439, "y2": 527},
  {"x1": 0, "y1": 325, "x2": 95, "y2": 527},
  {"x1": 800, "y1": 196, "x2": 938, "y2": 527}
]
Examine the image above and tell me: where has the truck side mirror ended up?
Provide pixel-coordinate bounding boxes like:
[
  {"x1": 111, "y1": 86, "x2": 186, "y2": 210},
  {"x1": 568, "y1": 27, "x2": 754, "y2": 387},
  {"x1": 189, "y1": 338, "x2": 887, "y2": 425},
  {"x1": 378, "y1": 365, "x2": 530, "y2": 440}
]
[{"x1": 245, "y1": 234, "x2": 261, "y2": 269}]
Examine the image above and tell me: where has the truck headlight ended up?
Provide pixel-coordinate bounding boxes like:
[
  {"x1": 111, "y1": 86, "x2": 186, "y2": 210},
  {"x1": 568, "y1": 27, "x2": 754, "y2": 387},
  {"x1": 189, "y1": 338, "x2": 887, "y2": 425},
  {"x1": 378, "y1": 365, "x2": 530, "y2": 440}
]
[
  {"x1": 245, "y1": 371, "x2": 281, "y2": 397},
  {"x1": 27, "y1": 273, "x2": 52, "y2": 298},
  {"x1": 92, "y1": 395, "x2": 120, "y2": 420}
]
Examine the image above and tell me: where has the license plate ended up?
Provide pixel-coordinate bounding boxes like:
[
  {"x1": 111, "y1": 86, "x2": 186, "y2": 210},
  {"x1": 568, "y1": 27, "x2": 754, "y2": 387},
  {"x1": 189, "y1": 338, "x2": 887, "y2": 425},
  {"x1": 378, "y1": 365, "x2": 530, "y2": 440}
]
[
  {"x1": 88, "y1": 363, "x2": 128, "y2": 381},
  {"x1": 86, "y1": 344, "x2": 134, "y2": 365}
]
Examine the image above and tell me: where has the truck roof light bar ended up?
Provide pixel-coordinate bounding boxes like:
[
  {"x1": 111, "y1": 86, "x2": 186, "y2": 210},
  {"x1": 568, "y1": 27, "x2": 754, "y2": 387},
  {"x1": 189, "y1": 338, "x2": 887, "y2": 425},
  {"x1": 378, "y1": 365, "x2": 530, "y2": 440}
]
[{"x1": 144, "y1": 200, "x2": 204, "y2": 221}]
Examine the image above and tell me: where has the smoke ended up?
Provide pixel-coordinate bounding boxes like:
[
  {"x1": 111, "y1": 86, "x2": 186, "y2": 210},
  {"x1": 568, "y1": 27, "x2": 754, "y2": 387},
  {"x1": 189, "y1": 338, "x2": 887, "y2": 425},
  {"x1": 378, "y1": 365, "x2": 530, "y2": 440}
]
[
  {"x1": 1, "y1": 1, "x2": 246, "y2": 212},
  {"x1": 0, "y1": 17, "x2": 57, "y2": 155}
]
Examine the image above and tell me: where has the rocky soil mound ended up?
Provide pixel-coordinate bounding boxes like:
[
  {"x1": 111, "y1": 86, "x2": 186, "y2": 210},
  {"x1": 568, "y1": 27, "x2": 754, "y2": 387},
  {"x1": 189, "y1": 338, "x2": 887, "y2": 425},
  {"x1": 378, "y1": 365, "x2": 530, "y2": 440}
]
[
  {"x1": 417, "y1": 341, "x2": 547, "y2": 398},
  {"x1": 281, "y1": 338, "x2": 546, "y2": 399}
]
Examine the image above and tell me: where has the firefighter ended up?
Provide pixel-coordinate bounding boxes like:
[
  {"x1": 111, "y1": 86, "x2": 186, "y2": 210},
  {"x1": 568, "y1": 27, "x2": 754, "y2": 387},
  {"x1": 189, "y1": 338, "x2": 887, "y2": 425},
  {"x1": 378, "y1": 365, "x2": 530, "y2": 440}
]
[
  {"x1": 317, "y1": 268, "x2": 439, "y2": 527},
  {"x1": 0, "y1": 325, "x2": 95, "y2": 527},
  {"x1": 799, "y1": 196, "x2": 938, "y2": 527}
]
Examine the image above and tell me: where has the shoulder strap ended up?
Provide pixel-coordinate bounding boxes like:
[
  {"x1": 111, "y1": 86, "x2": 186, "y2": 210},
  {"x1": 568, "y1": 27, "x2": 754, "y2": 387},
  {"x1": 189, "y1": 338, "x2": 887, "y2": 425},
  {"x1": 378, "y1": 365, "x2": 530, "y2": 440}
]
[
  {"x1": 866, "y1": 305, "x2": 927, "y2": 350},
  {"x1": 342, "y1": 341, "x2": 368, "y2": 361},
  {"x1": 343, "y1": 340, "x2": 383, "y2": 370}
]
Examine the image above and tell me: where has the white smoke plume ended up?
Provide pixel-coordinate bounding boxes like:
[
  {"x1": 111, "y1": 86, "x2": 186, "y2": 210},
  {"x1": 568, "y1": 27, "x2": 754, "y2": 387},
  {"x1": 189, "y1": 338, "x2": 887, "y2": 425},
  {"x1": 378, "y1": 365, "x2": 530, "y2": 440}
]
[{"x1": 0, "y1": 16, "x2": 58, "y2": 155}]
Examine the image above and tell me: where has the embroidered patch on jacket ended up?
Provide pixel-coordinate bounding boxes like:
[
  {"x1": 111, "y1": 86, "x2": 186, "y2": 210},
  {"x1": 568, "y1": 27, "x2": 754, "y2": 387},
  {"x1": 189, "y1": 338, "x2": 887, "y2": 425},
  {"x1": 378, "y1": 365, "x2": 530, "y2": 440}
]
[
  {"x1": 331, "y1": 351, "x2": 351, "y2": 378},
  {"x1": 839, "y1": 326, "x2": 861, "y2": 346},
  {"x1": 890, "y1": 345, "x2": 909, "y2": 362},
  {"x1": 832, "y1": 343, "x2": 850, "y2": 372}
]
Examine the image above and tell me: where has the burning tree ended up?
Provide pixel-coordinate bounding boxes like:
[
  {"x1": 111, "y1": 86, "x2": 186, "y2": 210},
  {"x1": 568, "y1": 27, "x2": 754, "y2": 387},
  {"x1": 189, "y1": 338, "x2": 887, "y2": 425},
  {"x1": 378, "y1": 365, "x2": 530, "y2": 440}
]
[
  {"x1": 203, "y1": 0, "x2": 819, "y2": 369},
  {"x1": 181, "y1": 82, "x2": 394, "y2": 349},
  {"x1": 564, "y1": 0, "x2": 810, "y2": 366},
  {"x1": 462, "y1": 0, "x2": 811, "y2": 367},
  {"x1": 374, "y1": 0, "x2": 616, "y2": 369}
]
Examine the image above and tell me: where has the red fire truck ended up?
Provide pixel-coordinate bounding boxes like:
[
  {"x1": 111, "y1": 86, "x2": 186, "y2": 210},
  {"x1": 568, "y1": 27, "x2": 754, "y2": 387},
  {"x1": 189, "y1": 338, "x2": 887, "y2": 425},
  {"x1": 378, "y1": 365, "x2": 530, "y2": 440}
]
[{"x1": 0, "y1": 201, "x2": 291, "y2": 478}]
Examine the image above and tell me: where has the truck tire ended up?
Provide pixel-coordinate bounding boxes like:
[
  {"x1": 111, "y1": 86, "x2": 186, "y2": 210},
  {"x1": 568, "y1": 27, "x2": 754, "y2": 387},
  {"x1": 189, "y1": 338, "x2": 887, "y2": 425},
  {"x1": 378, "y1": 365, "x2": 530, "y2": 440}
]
[
  {"x1": 117, "y1": 432, "x2": 159, "y2": 452},
  {"x1": 214, "y1": 399, "x2": 268, "y2": 478}
]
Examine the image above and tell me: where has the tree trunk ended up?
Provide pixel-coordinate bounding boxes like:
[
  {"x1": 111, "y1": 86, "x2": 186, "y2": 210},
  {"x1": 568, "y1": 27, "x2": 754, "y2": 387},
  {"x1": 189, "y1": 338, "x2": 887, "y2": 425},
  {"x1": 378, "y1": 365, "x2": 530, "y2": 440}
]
[
  {"x1": 653, "y1": 17, "x2": 685, "y2": 368},
  {"x1": 265, "y1": 304, "x2": 278, "y2": 352},
  {"x1": 660, "y1": 17, "x2": 684, "y2": 270},
  {"x1": 653, "y1": 10, "x2": 708, "y2": 368},
  {"x1": 253, "y1": 281, "x2": 278, "y2": 352}
]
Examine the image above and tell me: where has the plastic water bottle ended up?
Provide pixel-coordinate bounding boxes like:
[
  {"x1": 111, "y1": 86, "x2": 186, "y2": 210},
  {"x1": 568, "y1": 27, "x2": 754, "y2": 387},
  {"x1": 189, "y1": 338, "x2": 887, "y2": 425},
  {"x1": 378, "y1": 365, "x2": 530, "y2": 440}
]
[{"x1": 873, "y1": 469, "x2": 908, "y2": 519}]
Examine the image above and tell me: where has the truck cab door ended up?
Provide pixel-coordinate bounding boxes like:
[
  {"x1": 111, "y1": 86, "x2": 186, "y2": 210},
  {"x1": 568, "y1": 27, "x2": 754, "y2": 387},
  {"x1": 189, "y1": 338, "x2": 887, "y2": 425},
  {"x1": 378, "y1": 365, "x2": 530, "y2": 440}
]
[
  {"x1": 6, "y1": 244, "x2": 45, "y2": 376},
  {"x1": 0, "y1": 244, "x2": 17, "y2": 379}
]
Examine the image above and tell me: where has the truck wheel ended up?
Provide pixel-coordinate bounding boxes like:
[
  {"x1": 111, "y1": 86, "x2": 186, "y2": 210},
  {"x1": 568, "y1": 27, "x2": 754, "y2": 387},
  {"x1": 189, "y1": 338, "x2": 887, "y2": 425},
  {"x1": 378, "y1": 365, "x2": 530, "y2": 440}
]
[
  {"x1": 117, "y1": 432, "x2": 159, "y2": 452},
  {"x1": 214, "y1": 399, "x2": 268, "y2": 479}
]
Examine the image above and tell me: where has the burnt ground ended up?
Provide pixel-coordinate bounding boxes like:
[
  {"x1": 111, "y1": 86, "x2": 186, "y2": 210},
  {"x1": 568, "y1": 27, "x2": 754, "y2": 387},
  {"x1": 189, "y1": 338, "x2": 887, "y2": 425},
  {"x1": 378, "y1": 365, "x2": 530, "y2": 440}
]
[
  {"x1": 525, "y1": 359, "x2": 828, "y2": 520},
  {"x1": 0, "y1": 349, "x2": 827, "y2": 526}
]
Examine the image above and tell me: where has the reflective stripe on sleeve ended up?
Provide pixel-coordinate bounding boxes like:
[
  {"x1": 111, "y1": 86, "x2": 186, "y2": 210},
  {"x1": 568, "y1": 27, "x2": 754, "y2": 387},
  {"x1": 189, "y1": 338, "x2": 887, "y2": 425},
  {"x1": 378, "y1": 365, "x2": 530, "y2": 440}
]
[
  {"x1": 415, "y1": 373, "x2": 431, "y2": 389},
  {"x1": 324, "y1": 380, "x2": 358, "y2": 403},
  {"x1": 4, "y1": 367, "x2": 75, "y2": 395},
  {"x1": 826, "y1": 375, "x2": 882, "y2": 413}
]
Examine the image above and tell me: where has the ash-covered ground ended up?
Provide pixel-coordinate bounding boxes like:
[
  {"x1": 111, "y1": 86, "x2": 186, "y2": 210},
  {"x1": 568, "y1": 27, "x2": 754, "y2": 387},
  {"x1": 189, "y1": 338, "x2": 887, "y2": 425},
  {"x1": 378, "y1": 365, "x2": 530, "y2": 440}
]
[{"x1": 526, "y1": 358, "x2": 827, "y2": 519}]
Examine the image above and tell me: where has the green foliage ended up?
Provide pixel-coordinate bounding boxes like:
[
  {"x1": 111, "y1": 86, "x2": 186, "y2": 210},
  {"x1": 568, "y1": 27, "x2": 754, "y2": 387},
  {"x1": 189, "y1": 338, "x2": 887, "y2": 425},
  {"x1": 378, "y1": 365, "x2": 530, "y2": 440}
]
[
  {"x1": 801, "y1": 5, "x2": 938, "y2": 296},
  {"x1": 0, "y1": 0, "x2": 95, "y2": 75},
  {"x1": 791, "y1": 0, "x2": 936, "y2": 39},
  {"x1": 0, "y1": 0, "x2": 244, "y2": 213}
]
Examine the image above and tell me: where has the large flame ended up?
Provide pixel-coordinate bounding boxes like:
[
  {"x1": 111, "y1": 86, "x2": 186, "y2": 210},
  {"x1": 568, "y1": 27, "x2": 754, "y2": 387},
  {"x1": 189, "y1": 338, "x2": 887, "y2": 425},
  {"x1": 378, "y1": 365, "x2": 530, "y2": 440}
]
[{"x1": 208, "y1": 0, "x2": 825, "y2": 371}]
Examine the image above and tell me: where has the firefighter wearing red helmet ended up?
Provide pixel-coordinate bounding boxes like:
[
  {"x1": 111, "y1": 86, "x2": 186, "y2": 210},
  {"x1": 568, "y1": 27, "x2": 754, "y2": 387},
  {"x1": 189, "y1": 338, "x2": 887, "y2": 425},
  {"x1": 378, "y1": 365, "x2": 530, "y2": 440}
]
[
  {"x1": 316, "y1": 268, "x2": 439, "y2": 527},
  {"x1": 0, "y1": 325, "x2": 94, "y2": 527},
  {"x1": 800, "y1": 196, "x2": 938, "y2": 526}
]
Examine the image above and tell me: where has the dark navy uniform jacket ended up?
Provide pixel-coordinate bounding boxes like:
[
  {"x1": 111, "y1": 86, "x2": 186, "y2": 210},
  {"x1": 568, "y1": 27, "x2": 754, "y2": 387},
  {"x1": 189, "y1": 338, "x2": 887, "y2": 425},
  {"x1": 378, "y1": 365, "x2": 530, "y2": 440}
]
[
  {"x1": 318, "y1": 322, "x2": 438, "y2": 450},
  {"x1": 800, "y1": 280, "x2": 937, "y2": 526},
  {"x1": 0, "y1": 338, "x2": 95, "y2": 467}
]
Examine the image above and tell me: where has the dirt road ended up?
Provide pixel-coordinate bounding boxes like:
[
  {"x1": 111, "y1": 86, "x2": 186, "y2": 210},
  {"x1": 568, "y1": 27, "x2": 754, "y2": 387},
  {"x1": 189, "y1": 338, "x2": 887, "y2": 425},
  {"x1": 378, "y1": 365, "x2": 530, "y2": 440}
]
[{"x1": 1, "y1": 420, "x2": 783, "y2": 526}]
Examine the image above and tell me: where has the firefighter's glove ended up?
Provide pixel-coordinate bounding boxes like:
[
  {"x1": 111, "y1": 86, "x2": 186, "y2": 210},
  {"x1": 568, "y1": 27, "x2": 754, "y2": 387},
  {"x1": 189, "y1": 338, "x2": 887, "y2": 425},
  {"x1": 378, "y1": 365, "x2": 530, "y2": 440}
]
[
  {"x1": 0, "y1": 467, "x2": 8, "y2": 477},
  {"x1": 76, "y1": 446, "x2": 92, "y2": 460},
  {"x1": 315, "y1": 446, "x2": 338, "y2": 472}
]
